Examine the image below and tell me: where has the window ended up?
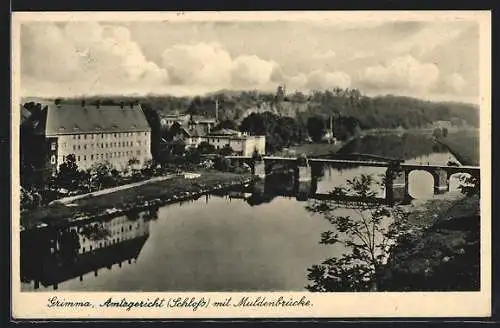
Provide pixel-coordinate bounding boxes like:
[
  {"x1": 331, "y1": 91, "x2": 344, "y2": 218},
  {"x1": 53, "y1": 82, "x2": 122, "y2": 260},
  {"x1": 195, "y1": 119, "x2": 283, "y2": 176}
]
[
  {"x1": 84, "y1": 145, "x2": 87, "y2": 150},
  {"x1": 84, "y1": 134, "x2": 87, "y2": 140},
  {"x1": 73, "y1": 135, "x2": 76, "y2": 140},
  {"x1": 83, "y1": 155, "x2": 86, "y2": 161},
  {"x1": 91, "y1": 154, "x2": 94, "y2": 160},
  {"x1": 50, "y1": 142, "x2": 56, "y2": 150},
  {"x1": 78, "y1": 145, "x2": 81, "y2": 150},
  {"x1": 82, "y1": 247, "x2": 85, "y2": 252},
  {"x1": 50, "y1": 155, "x2": 56, "y2": 164},
  {"x1": 77, "y1": 156, "x2": 80, "y2": 161},
  {"x1": 73, "y1": 145, "x2": 76, "y2": 151},
  {"x1": 78, "y1": 135, "x2": 81, "y2": 140}
]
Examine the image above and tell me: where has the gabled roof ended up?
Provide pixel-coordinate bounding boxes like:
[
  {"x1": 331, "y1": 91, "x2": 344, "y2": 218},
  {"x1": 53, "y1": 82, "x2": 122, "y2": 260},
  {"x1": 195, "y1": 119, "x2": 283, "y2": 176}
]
[{"x1": 31, "y1": 103, "x2": 151, "y2": 136}]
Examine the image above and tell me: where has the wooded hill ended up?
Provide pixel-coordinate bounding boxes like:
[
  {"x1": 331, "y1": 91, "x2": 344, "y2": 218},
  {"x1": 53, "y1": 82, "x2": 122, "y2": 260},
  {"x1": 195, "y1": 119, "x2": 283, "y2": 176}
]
[{"x1": 25, "y1": 87, "x2": 478, "y2": 131}]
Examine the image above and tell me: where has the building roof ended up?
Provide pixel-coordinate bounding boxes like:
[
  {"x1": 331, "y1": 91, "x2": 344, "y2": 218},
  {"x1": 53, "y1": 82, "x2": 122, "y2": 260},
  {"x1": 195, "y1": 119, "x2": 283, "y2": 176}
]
[
  {"x1": 209, "y1": 128, "x2": 241, "y2": 136},
  {"x1": 32, "y1": 103, "x2": 151, "y2": 136},
  {"x1": 186, "y1": 124, "x2": 207, "y2": 137},
  {"x1": 160, "y1": 113, "x2": 190, "y2": 120},
  {"x1": 190, "y1": 115, "x2": 217, "y2": 123}
]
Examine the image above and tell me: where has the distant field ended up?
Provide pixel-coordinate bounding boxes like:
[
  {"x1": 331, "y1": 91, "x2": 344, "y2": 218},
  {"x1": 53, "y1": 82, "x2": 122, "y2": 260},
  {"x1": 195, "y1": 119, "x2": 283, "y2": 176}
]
[
  {"x1": 287, "y1": 143, "x2": 344, "y2": 156},
  {"x1": 439, "y1": 131, "x2": 480, "y2": 166}
]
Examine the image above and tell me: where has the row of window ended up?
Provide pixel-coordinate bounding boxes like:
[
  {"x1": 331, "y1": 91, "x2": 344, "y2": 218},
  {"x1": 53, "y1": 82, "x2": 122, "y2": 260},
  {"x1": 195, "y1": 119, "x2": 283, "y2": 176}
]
[
  {"x1": 72, "y1": 132, "x2": 148, "y2": 140},
  {"x1": 52, "y1": 151, "x2": 147, "y2": 165},
  {"x1": 204, "y1": 138, "x2": 243, "y2": 144},
  {"x1": 70, "y1": 151, "x2": 145, "y2": 162},
  {"x1": 71, "y1": 140, "x2": 147, "y2": 151}
]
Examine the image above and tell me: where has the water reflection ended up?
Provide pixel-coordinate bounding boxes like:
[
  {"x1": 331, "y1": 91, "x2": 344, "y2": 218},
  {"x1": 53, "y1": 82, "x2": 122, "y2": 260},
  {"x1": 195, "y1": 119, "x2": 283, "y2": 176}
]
[
  {"x1": 21, "y1": 208, "x2": 156, "y2": 290},
  {"x1": 21, "y1": 150, "x2": 463, "y2": 291}
]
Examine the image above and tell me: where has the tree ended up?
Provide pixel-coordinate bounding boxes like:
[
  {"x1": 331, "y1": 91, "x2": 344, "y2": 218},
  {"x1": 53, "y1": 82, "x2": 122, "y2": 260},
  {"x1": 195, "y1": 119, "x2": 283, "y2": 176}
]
[
  {"x1": 141, "y1": 159, "x2": 155, "y2": 178},
  {"x1": 458, "y1": 174, "x2": 480, "y2": 196},
  {"x1": 88, "y1": 161, "x2": 114, "y2": 190},
  {"x1": 305, "y1": 174, "x2": 411, "y2": 292},
  {"x1": 197, "y1": 141, "x2": 216, "y2": 154},
  {"x1": 307, "y1": 116, "x2": 325, "y2": 142},
  {"x1": 214, "y1": 119, "x2": 239, "y2": 131},
  {"x1": 219, "y1": 144, "x2": 234, "y2": 156},
  {"x1": 128, "y1": 157, "x2": 140, "y2": 166},
  {"x1": 252, "y1": 148, "x2": 262, "y2": 162},
  {"x1": 171, "y1": 139, "x2": 186, "y2": 156},
  {"x1": 442, "y1": 127, "x2": 448, "y2": 138},
  {"x1": 56, "y1": 154, "x2": 80, "y2": 190},
  {"x1": 213, "y1": 156, "x2": 233, "y2": 172},
  {"x1": 432, "y1": 128, "x2": 443, "y2": 139}
]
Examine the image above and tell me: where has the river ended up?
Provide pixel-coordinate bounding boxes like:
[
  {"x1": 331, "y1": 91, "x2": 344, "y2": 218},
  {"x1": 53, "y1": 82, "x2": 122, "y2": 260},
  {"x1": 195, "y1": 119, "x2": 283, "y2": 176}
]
[{"x1": 20, "y1": 144, "x2": 469, "y2": 292}]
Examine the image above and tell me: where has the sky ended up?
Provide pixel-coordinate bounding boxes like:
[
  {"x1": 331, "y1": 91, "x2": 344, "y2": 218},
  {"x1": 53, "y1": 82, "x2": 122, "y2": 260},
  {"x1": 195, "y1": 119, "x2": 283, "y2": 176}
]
[{"x1": 19, "y1": 18, "x2": 480, "y2": 103}]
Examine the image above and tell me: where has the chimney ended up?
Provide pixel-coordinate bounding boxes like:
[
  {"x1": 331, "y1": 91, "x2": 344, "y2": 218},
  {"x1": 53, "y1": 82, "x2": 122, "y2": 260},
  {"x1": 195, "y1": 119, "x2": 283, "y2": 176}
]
[
  {"x1": 215, "y1": 98, "x2": 219, "y2": 122},
  {"x1": 81, "y1": 100, "x2": 86, "y2": 107}
]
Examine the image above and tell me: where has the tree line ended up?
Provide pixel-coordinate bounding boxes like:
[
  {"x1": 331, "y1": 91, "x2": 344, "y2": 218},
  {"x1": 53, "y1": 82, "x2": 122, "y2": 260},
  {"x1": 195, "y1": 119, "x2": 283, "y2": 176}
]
[{"x1": 48, "y1": 87, "x2": 478, "y2": 130}]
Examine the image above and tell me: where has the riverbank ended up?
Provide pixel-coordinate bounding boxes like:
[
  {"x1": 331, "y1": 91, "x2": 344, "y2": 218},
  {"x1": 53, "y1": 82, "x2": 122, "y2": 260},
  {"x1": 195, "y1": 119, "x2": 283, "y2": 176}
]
[
  {"x1": 380, "y1": 192, "x2": 480, "y2": 291},
  {"x1": 21, "y1": 171, "x2": 254, "y2": 231}
]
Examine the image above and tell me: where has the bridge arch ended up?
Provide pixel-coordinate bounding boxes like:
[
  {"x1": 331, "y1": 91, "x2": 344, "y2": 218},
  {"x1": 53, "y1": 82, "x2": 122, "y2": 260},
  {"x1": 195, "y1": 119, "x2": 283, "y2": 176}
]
[{"x1": 407, "y1": 170, "x2": 435, "y2": 200}]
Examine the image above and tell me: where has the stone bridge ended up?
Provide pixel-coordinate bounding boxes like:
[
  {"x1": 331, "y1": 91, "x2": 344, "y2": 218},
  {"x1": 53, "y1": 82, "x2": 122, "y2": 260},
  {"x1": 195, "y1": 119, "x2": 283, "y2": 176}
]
[{"x1": 226, "y1": 155, "x2": 480, "y2": 204}]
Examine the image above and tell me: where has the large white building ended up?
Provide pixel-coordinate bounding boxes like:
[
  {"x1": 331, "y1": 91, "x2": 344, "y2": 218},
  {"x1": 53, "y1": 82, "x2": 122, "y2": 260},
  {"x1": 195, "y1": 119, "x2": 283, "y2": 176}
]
[
  {"x1": 175, "y1": 126, "x2": 266, "y2": 156},
  {"x1": 28, "y1": 101, "x2": 152, "y2": 175}
]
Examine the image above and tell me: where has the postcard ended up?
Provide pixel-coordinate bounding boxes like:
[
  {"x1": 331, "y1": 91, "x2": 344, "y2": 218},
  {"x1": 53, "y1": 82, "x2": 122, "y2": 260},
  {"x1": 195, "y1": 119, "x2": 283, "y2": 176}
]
[{"x1": 11, "y1": 10, "x2": 491, "y2": 319}]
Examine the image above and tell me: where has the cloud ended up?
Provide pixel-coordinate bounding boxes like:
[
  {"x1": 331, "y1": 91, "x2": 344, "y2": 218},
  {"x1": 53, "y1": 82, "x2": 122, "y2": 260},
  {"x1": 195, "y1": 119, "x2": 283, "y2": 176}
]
[
  {"x1": 306, "y1": 70, "x2": 352, "y2": 89},
  {"x1": 20, "y1": 20, "x2": 479, "y2": 101},
  {"x1": 443, "y1": 73, "x2": 467, "y2": 93},
  {"x1": 358, "y1": 55, "x2": 440, "y2": 92},
  {"x1": 161, "y1": 42, "x2": 277, "y2": 88},
  {"x1": 161, "y1": 42, "x2": 232, "y2": 85},
  {"x1": 390, "y1": 23, "x2": 468, "y2": 56},
  {"x1": 312, "y1": 49, "x2": 336, "y2": 60},
  {"x1": 21, "y1": 22, "x2": 169, "y2": 96},
  {"x1": 280, "y1": 70, "x2": 352, "y2": 91},
  {"x1": 231, "y1": 55, "x2": 276, "y2": 86}
]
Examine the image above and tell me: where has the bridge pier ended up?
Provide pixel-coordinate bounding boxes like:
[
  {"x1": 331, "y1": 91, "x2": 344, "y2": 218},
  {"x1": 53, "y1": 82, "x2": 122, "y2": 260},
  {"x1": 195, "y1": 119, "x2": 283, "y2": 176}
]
[
  {"x1": 433, "y1": 168, "x2": 449, "y2": 194},
  {"x1": 385, "y1": 167, "x2": 409, "y2": 204},
  {"x1": 253, "y1": 161, "x2": 266, "y2": 179},
  {"x1": 295, "y1": 165, "x2": 311, "y2": 182}
]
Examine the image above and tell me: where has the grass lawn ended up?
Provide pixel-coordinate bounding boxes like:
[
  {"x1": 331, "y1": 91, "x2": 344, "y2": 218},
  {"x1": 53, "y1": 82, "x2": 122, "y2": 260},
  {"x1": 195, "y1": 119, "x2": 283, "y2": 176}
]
[
  {"x1": 439, "y1": 131, "x2": 479, "y2": 166},
  {"x1": 21, "y1": 171, "x2": 251, "y2": 229}
]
